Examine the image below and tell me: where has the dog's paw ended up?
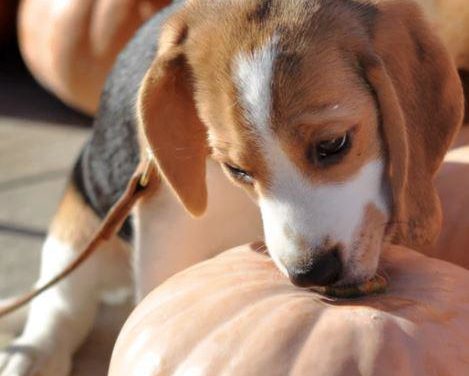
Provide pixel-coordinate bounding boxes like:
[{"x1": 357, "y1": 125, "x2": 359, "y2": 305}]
[{"x1": 0, "y1": 338, "x2": 71, "y2": 376}]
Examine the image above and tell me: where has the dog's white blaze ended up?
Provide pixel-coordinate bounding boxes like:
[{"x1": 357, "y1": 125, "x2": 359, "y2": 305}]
[
  {"x1": 234, "y1": 35, "x2": 278, "y2": 133},
  {"x1": 233, "y1": 36, "x2": 389, "y2": 280}
]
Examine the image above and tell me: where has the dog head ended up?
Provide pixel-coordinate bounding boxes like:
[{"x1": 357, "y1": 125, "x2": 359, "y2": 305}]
[{"x1": 137, "y1": 0, "x2": 463, "y2": 287}]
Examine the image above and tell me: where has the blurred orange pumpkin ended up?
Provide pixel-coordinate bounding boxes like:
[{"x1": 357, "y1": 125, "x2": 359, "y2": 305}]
[
  {"x1": 109, "y1": 244, "x2": 469, "y2": 376},
  {"x1": 415, "y1": 0, "x2": 469, "y2": 70},
  {"x1": 18, "y1": 0, "x2": 469, "y2": 116},
  {"x1": 17, "y1": 0, "x2": 171, "y2": 115}
]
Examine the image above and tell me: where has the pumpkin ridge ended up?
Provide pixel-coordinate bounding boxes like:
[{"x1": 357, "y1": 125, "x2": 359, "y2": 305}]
[
  {"x1": 137, "y1": 284, "x2": 310, "y2": 373},
  {"x1": 220, "y1": 297, "x2": 325, "y2": 376},
  {"x1": 123, "y1": 267, "x2": 284, "y2": 333},
  {"x1": 173, "y1": 295, "x2": 319, "y2": 376}
]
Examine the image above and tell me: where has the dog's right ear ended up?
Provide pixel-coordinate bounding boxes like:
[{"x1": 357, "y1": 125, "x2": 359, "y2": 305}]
[
  {"x1": 360, "y1": 1, "x2": 464, "y2": 248},
  {"x1": 137, "y1": 15, "x2": 209, "y2": 217}
]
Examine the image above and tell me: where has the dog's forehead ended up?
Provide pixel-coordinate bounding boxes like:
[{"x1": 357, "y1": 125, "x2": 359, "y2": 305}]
[
  {"x1": 230, "y1": 34, "x2": 379, "y2": 178},
  {"x1": 184, "y1": 0, "x2": 380, "y2": 183},
  {"x1": 186, "y1": 0, "x2": 374, "y2": 132},
  {"x1": 187, "y1": 0, "x2": 318, "y2": 22},
  {"x1": 232, "y1": 35, "x2": 354, "y2": 130}
]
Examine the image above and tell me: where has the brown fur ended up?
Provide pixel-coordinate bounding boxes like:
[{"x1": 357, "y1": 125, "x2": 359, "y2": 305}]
[
  {"x1": 361, "y1": 1, "x2": 464, "y2": 247},
  {"x1": 49, "y1": 185, "x2": 102, "y2": 246},
  {"x1": 136, "y1": 0, "x2": 463, "y2": 248},
  {"x1": 137, "y1": 16, "x2": 209, "y2": 216}
]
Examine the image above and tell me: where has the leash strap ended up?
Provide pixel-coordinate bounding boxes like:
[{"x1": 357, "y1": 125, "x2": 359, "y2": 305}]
[{"x1": 0, "y1": 157, "x2": 157, "y2": 318}]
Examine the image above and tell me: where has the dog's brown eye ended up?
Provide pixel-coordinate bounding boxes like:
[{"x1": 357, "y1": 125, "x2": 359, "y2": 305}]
[
  {"x1": 316, "y1": 133, "x2": 350, "y2": 162},
  {"x1": 224, "y1": 163, "x2": 254, "y2": 184}
]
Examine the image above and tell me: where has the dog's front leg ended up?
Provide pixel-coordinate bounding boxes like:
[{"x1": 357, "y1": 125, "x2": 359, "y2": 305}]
[{"x1": 0, "y1": 186, "x2": 131, "y2": 376}]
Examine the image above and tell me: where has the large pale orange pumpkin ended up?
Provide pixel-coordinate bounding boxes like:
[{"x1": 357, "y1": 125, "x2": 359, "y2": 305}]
[
  {"x1": 17, "y1": 0, "x2": 170, "y2": 115},
  {"x1": 109, "y1": 244, "x2": 469, "y2": 376}
]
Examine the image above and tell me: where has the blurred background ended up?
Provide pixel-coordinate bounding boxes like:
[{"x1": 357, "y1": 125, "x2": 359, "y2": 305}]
[
  {"x1": 0, "y1": 0, "x2": 469, "y2": 374},
  {"x1": 0, "y1": 1, "x2": 169, "y2": 374}
]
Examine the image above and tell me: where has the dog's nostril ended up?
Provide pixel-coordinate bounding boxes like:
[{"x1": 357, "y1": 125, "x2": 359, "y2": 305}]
[{"x1": 289, "y1": 248, "x2": 342, "y2": 287}]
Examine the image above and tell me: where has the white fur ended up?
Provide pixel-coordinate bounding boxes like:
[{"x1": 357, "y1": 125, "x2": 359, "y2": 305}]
[
  {"x1": 234, "y1": 35, "x2": 279, "y2": 134},
  {"x1": 134, "y1": 160, "x2": 262, "y2": 300},
  {"x1": 0, "y1": 234, "x2": 131, "y2": 376},
  {"x1": 260, "y1": 157, "x2": 389, "y2": 279},
  {"x1": 0, "y1": 237, "x2": 95, "y2": 376},
  {"x1": 234, "y1": 36, "x2": 389, "y2": 282}
]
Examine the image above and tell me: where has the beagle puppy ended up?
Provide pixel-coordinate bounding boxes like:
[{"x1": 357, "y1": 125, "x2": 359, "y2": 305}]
[{"x1": 0, "y1": 0, "x2": 463, "y2": 375}]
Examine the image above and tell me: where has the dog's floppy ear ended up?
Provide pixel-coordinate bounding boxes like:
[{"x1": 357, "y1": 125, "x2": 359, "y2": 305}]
[
  {"x1": 137, "y1": 16, "x2": 209, "y2": 217},
  {"x1": 361, "y1": 1, "x2": 464, "y2": 247}
]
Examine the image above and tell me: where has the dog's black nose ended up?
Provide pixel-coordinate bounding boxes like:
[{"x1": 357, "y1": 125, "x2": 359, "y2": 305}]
[{"x1": 289, "y1": 249, "x2": 342, "y2": 287}]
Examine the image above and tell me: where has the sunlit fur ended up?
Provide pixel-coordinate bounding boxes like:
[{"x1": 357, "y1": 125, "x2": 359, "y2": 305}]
[{"x1": 233, "y1": 36, "x2": 390, "y2": 283}]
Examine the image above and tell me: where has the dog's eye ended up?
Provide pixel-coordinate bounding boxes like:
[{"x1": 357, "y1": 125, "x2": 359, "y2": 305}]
[
  {"x1": 316, "y1": 133, "x2": 350, "y2": 162},
  {"x1": 224, "y1": 163, "x2": 254, "y2": 184}
]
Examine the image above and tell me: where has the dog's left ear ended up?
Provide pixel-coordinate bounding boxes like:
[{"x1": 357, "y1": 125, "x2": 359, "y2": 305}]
[
  {"x1": 361, "y1": 1, "x2": 464, "y2": 247},
  {"x1": 137, "y1": 15, "x2": 209, "y2": 217}
]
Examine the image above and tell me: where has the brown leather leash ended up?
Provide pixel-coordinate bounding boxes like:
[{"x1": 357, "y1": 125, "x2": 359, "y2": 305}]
[{"x1": 0, "y1": 156, "x2": 157, "y2": 318}]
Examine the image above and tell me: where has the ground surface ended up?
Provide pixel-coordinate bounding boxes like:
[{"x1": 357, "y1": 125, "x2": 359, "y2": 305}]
[{"x1": 0, "y1": 44, "x2": 132, "y2": 375}]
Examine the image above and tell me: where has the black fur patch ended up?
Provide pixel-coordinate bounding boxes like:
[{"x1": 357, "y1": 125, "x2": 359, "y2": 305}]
[
  {"x1": 247, "y1": 0, "x2": 273, "y2": 23},
  {"x1": 71, "y1": 2, "x2": 185, "y2": 242}
]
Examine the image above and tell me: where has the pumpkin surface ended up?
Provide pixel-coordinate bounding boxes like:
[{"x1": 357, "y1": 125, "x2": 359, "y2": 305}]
[
  {"x1": 18, "y1": 0, "x2": 171, "y2": 114},
  {"x1": 423, "y1": 128, "x2": 469, "y2": 269},
  {"x1": 109, "y1": 244, "x2": 469, "y2": 376}
]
